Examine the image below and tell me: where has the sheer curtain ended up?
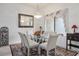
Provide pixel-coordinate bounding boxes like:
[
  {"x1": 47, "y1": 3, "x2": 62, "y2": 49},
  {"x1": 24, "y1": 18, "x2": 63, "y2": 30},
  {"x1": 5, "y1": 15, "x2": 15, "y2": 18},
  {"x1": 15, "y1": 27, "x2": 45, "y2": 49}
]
[
  {"x1": 55, "y1": 9, "x2": 69, "y2": 48},
  {"x1": 55, "y1": 10, "x2": 65, "y2": 35},
  {"x1": 44, "y1": 8, "x2": 69, "y2": 35},
  {"x1": 55, "y1": 9, "x2": 69, "y2": 35},
  {"x1": 63, "y1": 8, "x2": 69, "y2": 33},
  {"x1": 44, "y1": 14, "x2": 54, "y2": 32}
]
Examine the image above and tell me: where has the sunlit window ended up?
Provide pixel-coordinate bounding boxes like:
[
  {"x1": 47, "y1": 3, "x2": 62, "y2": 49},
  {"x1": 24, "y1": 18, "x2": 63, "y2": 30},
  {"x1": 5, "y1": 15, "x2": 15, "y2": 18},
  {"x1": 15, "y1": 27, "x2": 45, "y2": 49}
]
[{"x1": 55, "y1": 17, "x2": 66, "y2": 35}]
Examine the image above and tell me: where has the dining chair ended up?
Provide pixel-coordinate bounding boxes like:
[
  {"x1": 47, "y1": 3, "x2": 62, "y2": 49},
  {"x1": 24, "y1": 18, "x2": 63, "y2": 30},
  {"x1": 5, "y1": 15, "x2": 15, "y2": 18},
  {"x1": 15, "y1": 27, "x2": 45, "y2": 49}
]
[
  {"x1": 39, "y1": 32, "x2": 58, "y2": 56},
  {"x1": 18, "y1": 32, "x2": 39, "y2": 56},
  {"x1": 41, "y1": 32, "x2": 49, "y2": 42},
  {"x1": 18, "y1": 32, "x2": 25, "y2": 49}
]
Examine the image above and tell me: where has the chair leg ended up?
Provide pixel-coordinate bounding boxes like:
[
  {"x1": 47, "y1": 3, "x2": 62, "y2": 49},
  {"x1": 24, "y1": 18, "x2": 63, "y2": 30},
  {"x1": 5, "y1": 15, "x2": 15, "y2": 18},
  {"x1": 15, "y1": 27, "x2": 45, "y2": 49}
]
[
  {"x1": 38, "y1": 47, "x2": 40, "y2": 56},
  {"x1": 54, "y1": 48, "x2": 56, "y2": 56},
  {"x1": 27, "y1": 48, "x2": 30, "y2": 56},
  {"x1": 47, "y1": 50, "x2": 49, "y2": 56}
]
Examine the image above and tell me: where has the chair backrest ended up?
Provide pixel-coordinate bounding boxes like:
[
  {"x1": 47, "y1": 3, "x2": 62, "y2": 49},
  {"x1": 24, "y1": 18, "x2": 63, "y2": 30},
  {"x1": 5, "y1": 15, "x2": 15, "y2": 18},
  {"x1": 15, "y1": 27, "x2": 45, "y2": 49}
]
[
  {"x1": 18, "y1": 32, "x2": 24, "y2": 47},
  {"x1": 47, "y1": 33, "x2": 58, "y2": 51},
  {"x1": 18, "y1": 32, "x2": 29, "y2": 48}
]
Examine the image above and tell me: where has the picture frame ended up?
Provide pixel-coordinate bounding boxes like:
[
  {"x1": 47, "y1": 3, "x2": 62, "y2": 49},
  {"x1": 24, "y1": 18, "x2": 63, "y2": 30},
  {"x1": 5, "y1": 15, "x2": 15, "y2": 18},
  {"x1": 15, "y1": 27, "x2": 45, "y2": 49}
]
[{"x1": 18, "y1": 13, "x2": 34, "y2": 28}]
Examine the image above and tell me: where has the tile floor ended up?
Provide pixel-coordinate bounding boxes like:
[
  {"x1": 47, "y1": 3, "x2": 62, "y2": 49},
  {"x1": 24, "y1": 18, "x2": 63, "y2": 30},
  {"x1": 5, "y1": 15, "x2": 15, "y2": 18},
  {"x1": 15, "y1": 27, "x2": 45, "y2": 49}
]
[
  {"x1": 0, "y1": 45, "x2": 12, "y2": 56},
  {"x1": 0, "y1": 45, "x2": 79, "y2": 56}
]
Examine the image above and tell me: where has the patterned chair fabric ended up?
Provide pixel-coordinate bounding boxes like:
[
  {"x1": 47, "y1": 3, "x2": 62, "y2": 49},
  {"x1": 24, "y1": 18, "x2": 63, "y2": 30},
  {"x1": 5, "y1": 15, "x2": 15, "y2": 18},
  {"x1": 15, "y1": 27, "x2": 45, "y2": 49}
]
[{"x1": 0, "y1": 27, "x2": 9, "y2": 47}]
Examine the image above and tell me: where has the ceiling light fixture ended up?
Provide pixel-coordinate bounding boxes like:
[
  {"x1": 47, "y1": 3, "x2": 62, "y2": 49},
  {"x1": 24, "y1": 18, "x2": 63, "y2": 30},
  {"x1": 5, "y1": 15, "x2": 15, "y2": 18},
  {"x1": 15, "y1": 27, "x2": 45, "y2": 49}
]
[
  {"x1": 34, "y1": 15, "x2": 42, "y2": 19},
  {"x1": 34, "y1": 4, "x2": 42, "y2": 19}
]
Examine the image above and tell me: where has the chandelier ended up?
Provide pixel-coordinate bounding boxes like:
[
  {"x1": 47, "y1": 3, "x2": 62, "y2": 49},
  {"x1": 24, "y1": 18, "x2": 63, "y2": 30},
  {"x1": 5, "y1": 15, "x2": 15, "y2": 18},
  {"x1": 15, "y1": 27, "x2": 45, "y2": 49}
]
[{"x1": 34, "y1": 4, "x2": 42, "y2": 19}]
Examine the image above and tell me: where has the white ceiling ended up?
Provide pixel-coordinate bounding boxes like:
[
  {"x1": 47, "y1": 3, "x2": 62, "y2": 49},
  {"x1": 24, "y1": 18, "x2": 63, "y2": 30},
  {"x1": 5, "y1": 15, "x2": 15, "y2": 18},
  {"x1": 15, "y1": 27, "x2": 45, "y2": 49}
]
[
  {"x1": 23, "y1": 3, "x2": 52, "y2": 15},
  {"x1": 15, "y1": 3, "x2": 79, "y2": 15},
  {"x1": 25, "y1": 3, "x2": 51, "y2": 9}
]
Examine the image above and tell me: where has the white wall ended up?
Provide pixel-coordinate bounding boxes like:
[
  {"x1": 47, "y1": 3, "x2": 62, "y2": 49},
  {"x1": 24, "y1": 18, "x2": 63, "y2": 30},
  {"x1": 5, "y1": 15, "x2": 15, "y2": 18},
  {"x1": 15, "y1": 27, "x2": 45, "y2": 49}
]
[
  {"x1": 0, "y1": 4, "x2": 37, "y2": 44},
  {"x1": 34, "y1": 17, "x2": 45, "y2": 31}
]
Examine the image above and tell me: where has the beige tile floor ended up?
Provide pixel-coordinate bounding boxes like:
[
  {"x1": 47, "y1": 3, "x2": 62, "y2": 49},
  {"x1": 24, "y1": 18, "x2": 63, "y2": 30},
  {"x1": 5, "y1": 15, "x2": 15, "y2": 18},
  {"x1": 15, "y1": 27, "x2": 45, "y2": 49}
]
[
  {"x1": 0, "y1": 45, "x2": 79, "y2": 56},
  {"x1": 0, "y1": 46, "x2": 12, "y2": 56}
]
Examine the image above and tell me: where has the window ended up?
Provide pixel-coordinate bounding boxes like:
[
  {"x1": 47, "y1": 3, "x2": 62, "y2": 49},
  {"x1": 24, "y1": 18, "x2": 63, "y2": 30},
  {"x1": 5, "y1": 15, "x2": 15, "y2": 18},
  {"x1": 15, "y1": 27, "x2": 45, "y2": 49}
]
[
  {"x1": 45, "y1": 16, "x2": 54, "y2": 32},
  {"x1": 55, "y1": 17, "x2": 66, "y2": 35},
  {"x1": 45, "y1": 16, "x2": 66, "y2": 35}
]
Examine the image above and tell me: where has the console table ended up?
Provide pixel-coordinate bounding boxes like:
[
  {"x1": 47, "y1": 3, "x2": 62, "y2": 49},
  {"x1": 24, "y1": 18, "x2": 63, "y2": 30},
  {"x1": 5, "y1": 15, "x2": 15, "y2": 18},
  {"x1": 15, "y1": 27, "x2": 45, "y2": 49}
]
[{"x1": 66, "y1": 33, "x2": 79, "y2": 50}]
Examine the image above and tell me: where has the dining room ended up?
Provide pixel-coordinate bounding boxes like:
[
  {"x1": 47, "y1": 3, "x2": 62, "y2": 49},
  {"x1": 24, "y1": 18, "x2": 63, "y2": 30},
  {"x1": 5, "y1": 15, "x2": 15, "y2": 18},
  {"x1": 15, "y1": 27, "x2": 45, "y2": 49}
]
[{"x1": 0, "y1": 3, "x2": 79, "y2": 56}]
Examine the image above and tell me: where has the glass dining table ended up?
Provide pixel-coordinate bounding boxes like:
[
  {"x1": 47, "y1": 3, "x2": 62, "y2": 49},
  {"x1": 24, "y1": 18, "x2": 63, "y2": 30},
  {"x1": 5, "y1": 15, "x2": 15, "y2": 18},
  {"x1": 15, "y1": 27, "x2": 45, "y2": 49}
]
[{"x1": 31, "y1": 34, "x2": 49, "y2": 44}]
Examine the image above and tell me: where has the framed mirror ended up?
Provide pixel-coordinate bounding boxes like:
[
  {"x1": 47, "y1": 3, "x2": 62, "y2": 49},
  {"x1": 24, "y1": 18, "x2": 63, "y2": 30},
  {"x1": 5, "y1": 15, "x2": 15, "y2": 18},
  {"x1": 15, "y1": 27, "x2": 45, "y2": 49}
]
[{"x1": 18, "y1": 14, "x2": 34, "y2": 28}]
